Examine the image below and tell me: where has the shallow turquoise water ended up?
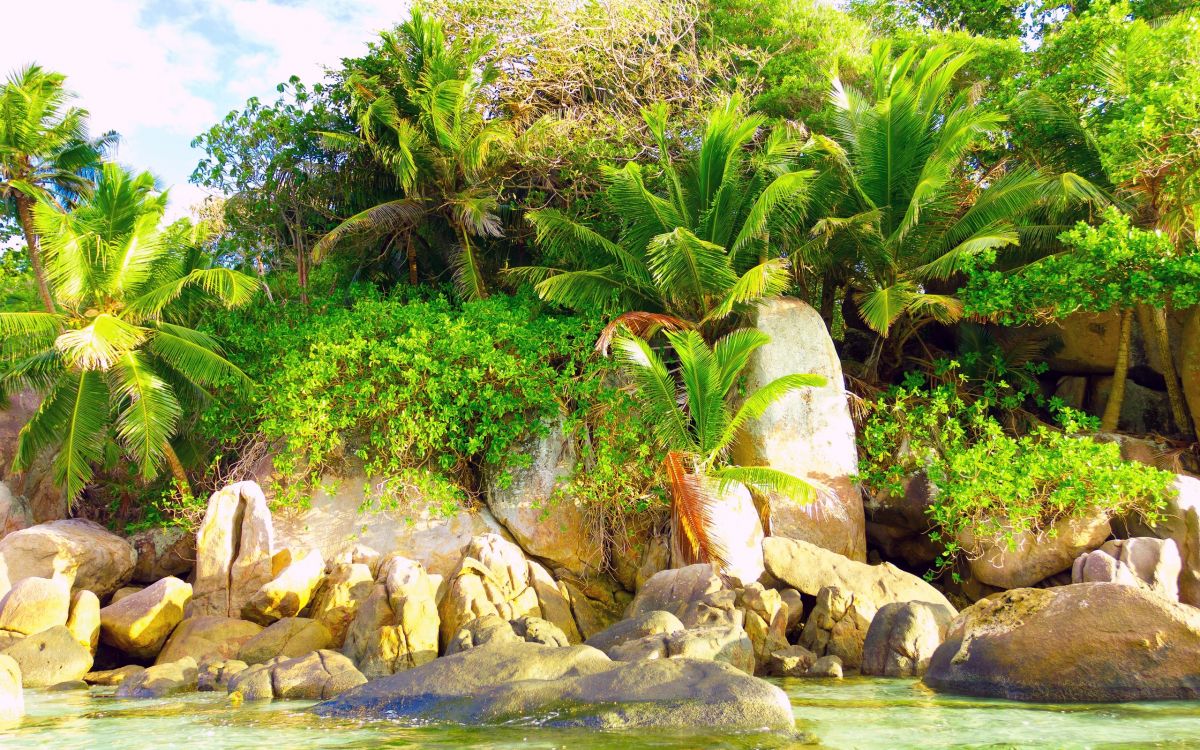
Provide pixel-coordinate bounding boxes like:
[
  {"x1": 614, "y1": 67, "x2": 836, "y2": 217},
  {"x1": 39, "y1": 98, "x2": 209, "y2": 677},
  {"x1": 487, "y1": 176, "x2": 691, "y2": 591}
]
[{"x1": 3, "y1": 677, "x2": 1200, "y2": 749}]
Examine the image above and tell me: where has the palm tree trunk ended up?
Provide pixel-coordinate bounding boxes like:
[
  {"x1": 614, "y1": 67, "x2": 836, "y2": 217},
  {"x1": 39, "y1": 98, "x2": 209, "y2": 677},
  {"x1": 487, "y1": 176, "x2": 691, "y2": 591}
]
[
  {"x1": 162, "y1": 442, "x2": 192, "y2": 496},
  {"x1": 1101, "y1": 307, "x2": 1133, "y2": 432},
  {"x1": 819, "y1": 281, "x2": 837, "y2": 328},
  {"x1": 407, "y1": 233, "x2": 418, "y2": 286},
  {"x1": 1149, "y1": 305, "x2": 1193, "y2": 438},
  {"x1": 15, "y1": 194, "x2": 55, "y2": 313}
]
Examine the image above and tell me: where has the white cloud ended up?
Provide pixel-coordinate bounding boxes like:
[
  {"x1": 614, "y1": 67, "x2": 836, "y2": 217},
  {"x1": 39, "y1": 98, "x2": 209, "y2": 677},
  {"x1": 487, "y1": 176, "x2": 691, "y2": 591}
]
[{"x1": 0, "y1": 0, "x2": 407, "y2": 221}]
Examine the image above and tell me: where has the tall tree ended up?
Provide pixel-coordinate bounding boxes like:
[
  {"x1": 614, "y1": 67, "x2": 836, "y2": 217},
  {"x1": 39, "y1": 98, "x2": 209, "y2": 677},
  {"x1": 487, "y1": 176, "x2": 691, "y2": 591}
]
[
  {"x1": 0, "y1": 164, "x2": 257, "y2": 504},
  {"x1": 0, "y1": 65, "x2": 114, "y2": 313}
]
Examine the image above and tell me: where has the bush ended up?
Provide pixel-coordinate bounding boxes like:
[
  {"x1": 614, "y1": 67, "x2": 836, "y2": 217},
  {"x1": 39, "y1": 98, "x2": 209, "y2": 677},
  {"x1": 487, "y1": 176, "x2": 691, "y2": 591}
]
[{"x1": 859, "y1": 373, "x2": 1173, "y2": 575}]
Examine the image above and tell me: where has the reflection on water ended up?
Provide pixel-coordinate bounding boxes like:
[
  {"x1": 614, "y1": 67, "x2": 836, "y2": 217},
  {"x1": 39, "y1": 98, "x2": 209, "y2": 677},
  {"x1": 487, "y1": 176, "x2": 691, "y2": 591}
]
[{"x1": 3, "y1": 676, "x2": 1200, "y2": 749}]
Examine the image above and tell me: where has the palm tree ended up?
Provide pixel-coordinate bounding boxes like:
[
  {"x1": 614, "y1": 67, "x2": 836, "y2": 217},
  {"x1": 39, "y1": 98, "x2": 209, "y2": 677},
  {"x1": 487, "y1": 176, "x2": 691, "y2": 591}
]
[
  {"x1": 314, "y1": 11, "x2": 522, "y2": 299},
  {"x1": 512, "y1": 97, "x2": 816, "y2": 343},
  {"x1": 0, "y1": 164, "x2": 257, "y2": 505},
  {"x1": 805, "y1": 41, "x2": 1100, "y2": 368},
  {"x1": 612, "y1": 327, "x2": 824, "y2": 570},
  {"x1": 0, "y1": 64, "x2": 115, "y2": 313}
]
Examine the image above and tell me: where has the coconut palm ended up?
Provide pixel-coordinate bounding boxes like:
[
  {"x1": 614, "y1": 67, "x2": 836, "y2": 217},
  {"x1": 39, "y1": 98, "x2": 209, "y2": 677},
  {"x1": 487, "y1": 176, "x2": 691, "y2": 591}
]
[
  {"x1": 314, "y1": 11, "x2": 522, "y2": 299},
  {"x1": 0, "y1": 64, "x2": 116, "y2": 312},
  {"x1": 0, "y1": 164, "x2": 257, "y2": 505},
  {"x1": 612, "y1": 327, "x2": 824, "y2": 569},
  {"x1": 806, "y1": 41, "x2": 1101, "y2": 361},
  {"x1": 511, "y1": 96, "x2": 817, "y2": 343}
]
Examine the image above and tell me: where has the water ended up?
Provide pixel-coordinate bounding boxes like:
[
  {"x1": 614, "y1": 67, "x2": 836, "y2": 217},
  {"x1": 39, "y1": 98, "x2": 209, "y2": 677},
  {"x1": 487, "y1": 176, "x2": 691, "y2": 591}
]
[{"x1": 4, "y1": 677, "x2": 1200, "y2": 749}]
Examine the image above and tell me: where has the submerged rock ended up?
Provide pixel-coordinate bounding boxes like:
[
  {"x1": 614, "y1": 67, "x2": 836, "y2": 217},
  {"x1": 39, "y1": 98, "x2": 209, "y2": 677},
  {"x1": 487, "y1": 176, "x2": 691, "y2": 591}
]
[
  {"x1": 1, "y1": 625, "x2": 92, "y2": 687},
  {"x1": 84, "y1": 665, "x2": 145, "y2": 686},
  {"x1": 116, "y1": 657, "x2": 198, "y2": 698},
  {"x1": 925, "y1": 583, "x2": 1200, "y2": 701},
  {"x1": 313, "y1": 641, "x2": 794, "y2": 731}
]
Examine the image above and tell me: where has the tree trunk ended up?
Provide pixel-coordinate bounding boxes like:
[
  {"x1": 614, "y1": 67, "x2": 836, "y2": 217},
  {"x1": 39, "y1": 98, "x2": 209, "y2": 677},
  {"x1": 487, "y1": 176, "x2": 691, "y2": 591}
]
[
  {"x1": 819, "y1": 280, "x2": 837, "y2": 328},
  {"x1": 1101, "y1": 307, "x2": 1133, "y2": 432},
  {"x1": 407, "y1": 233, "x2": 418, "y2": 286},
  {"x1": 162, "y1": 442, "x2": 192, "y2": 497},
  {"x1": 1150, "y1": 305, "x2": 1193, "y2": 438},
  {"x1": 15, "y1": 194, "x2": 56, "y2": 313}
]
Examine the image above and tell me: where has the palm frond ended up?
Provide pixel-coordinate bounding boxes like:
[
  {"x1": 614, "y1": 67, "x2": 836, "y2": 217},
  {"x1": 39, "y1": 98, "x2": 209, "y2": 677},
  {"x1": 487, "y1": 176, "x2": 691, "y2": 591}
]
[
  {"x1": 54, "y1": 314, "x2": 147, "y2": 370},
  {"x1": 110, "y1": 351, "x2": 181, "y2": 479},
  {"x1": 718, "y1": 373, "x2": 826, "y2": 454},
  {"x1": 147, "y1": 322, "x2": 253, "y2": 392},
  {"x1": 612, "y1": 334, "x2": 693, "y2": 452},
  {"x1": 711, "y1": 465, "x2": 816, "y2": 505},
  {"x1": 313, "y1": 198, "x2": 425, "y2": 261},
  {"x1": 703, "y1": 259, "x2": 791, "y2": 324},
  {"x1": 665, "y1": 451, "x2": 730, "y2": 572},
  {"x1": 595, "y1": 312, "x2": 692, "y2": 355}
]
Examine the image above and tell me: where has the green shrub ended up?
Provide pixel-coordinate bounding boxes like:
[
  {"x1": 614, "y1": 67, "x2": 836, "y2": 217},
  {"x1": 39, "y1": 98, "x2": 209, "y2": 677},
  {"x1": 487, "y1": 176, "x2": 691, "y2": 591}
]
[{"x1": 859, "y1": 372, "x2": 1173, "y2": 575}]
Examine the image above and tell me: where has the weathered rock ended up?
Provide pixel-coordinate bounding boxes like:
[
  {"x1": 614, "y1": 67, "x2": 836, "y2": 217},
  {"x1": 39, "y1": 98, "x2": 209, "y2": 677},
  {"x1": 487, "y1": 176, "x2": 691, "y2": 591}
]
[
  {"x1": 66, "y1": 589, "x2": 100, "y2": 653},
  {"x1": 562, "y1": 578, "x2": 625, "y2": 640},
  {"x1": 1, "y1": 625, "x2": 92, "y2": 687},
  {"x1": 925, "y1": 584, "x2": 1200, "y2": 701},
  {"x1": 448, "y1": 614, "x2": 570, "y2": 655},
  {"x1": 959, "y1": 511, "x2": 1112, "y2": 590},
  {"x1": 342, "y1": 555, "x2": 439, "y2": 679},
  {"x1": 807, "y1": 655, "x2": 843, "y2": 678},
  {"x1": 1073, "y1": 537, "x2": 1182, "y2": 601},
  {"x1": 607, "y1": 616, "x2": 755, "y2": 675},
  {"x1": 309, "y1": 562, "x2": 374, "y2": 647},
  {"x1": 228, "y1": 649, "x2": 366, "y2": 701},
  {"x1": 0, "y1": 653, "x2": 21, "y2": 724},
  {"x1": 0, "y1": 520, "x2": 135, "y2": 599},
  {"x1": 129, "y1": 526, "x2": 196, "y2": 583},
  {"x1": 0, "y1": 576, "x2": 70, "y2": 635},
  {"x1": 437, "y1": 534, "x2": 548, "y2": 649},
  {"x1": 800, "y1": 586, "x2": 871, "y2": 669},
  {"x1": 861, "y1": 601, "x2": 954, "y2": 678},
  {"x1": 763, "y1": 537, "x2": 956, "y2": 613},
  {"x1": 0, "y1": 631, "x2": 22, "y2": 650},
  {"x1": 0, "y1": 481, "x2": 34, "y2": 542},
  {"x1": 197, "y1": 657, "x2": 247, "y2": 691},
  {"x1": 510, "y1": 615, "x2": 570, "y2": 647},
  {"x1": 314, "y1": 641, "x2": 794, "y2": 730},
  {"x1": 779, "y1": 589, "x2": 804, "y2": 635},
  {"x1": 110, "y1": 586, "x2": 143, "y2": 603},
  {"x1": 0, "y1": 390, "x2": 67, "y2": 537},
  {"x1": 864, "y1": 472, "x2": 941, "y2": 569},
  {"x1": 626, "y1": 564, "x2": 731, "y2": 627},
  {"x1": 189, "y1": 481, "x2": 275, "y2": 619},
  {"x1": 634, "y1": 534, "x2": 671, "y2": 592},
  {"x1": 766, "y1": 644, "x2": 816, "y2": 677},
  {"x1": 116, "y1": 657, "x2": 198, "y2": 698},
  {"x1": 486, "y1": 416, "x2": 597, "y2": 576},
  {"x1": 528, "y1": 560, "x2": 582, "y2": 643},
  {"x1": 84, "y1": 665, "x2": 145, "y2": 686},
  {"x1": 242, "y1": 548, "x2": 324, "y2": 625},
  {"x1": 99, "y1": 576, "x2": 192, "y2": 660},
  {"x1": 237, "y1": 617, "x2": 332, "y2": 665},
  {"x1": 584, "y1": 611, "x2": 685, "y2": 655},
  {"x1": 739, "y1": 583, "x2": 789, "y2": 670},
  {"x1": 1092, "y1": 377, "x2": 1172, "y2": 435},
  {"x1": 731, "y1": 298, "x2": 866, "y2": 560},
  {"x1": 1124, "y1": 474, "x2": 1200, "y2": 607},
  {"x1": 155, "y1": 616, "x2": 262, "y2": 665}
]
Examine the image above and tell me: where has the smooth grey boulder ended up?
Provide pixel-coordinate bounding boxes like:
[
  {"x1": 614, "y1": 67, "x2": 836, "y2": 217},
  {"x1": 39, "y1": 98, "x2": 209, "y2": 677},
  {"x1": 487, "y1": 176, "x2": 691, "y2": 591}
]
[
  {"x1": 607, "y1": 622, "x2": 755, "y2": 675},
  {"x1": 314, "y1": 641, "x2": 793, "y2": 730},
  {"x1": 860, "y1": 601, "x2": 954, "y2": 678},
  {"x1": 228, "y1": 649, "x2": 366, "y2": 701},
  {"x1": 1, "y1": 625, "x2": 92, "y2": 687}
]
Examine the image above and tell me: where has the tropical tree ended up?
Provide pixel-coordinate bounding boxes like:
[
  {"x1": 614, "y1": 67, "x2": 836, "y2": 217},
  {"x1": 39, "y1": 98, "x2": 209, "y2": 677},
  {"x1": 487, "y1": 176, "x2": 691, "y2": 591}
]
[
  {"x1": 802, "y1": 41, "x2": 1100, "y2": 368},
  {"x1": 612, "y1": 327, "x2": 824, "y2": 570},
  {"x1": 314, "y1": 10, "x2": 527, "y2": 299},
  {"x1": 512, "y1": 96, "x2": 816, "y2": 342},
  {"x1": 0, "y1": 164, "x2": 257, "y2": 505},
  {"x1": 0, "y1": 65, "x2": 115, "y2": 313}
]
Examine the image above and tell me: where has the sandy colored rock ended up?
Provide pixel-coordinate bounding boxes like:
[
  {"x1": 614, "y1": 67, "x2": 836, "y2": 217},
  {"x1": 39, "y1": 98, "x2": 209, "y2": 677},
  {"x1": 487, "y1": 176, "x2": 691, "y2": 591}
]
[
  {"x1": 437, "y1": 534, "x2": 542, "y2": 649},
  {"x1": 0, "y1": 576, "x2": 70, "y2": 635},
  {"x1": 763, "y1": 536, "x2": 956, "y2": 613},
  {"x1": 84, "y1": 665, "x2": 145, "y2": 686},
  {"x1": 242, "y1": 548, "x2": 324, "y2": 625},
  {"x1": 861, "y1": 600, "x2": 954, "y2": 678},
  {"x1": 100, "y1": 576, "x2": 192, "y2": 660},
  {"x1": 626, "y1": 564, "x2": 727, "y2": 627},
  {"x1": 66, "y1": 589, "x2": 100, "y2": 653},
  {"x1": 0, "y1": 653, "x2": 21, "y2": 724},
  {"x1": 130, "y1": 526, "x2": 196, "y2": 583},
  {"x1": 739, "y1": 583, "x2": 789, "y2": 670},
  {"x1": 189, "y1": 481, "x2": 275, "y2": 618},
  {"x1": 807, "y1": 654, "x2": 843, "y2": 678},
  {"x1": 0, "y1": 519, "x2": 135, "y2": 599},
  {"x1": 801, "y1": 586, "x2": 872, "y2": 669},
  {"x1": 766, "y1": 644, "x2": 817, "y2": 677},
  {"x1": 925, "y1": 584, "x2": 1200, "y2": 701},
  {"x1": 960, "y1": 511, "x2": 1112, "y2": 590},
  {"x1": 155, "y1": 615, "x2": 262, "y2": 665},
  {"x1": 197, "y1": 658, "x2": 247, "y2": 691},
  {"x1": 342, "y1": 555, "x2": 439, "y2": 679},
  {"x1": 1124, "y1": 473, "x2": 1200, "y2": 607},
  {"x1": 563, "y1": 578, "x2": 625, "y2": 640},
  {"x1": 309, "y1": 562, "x2": 374, "y2": 647},
  {"x1": 731, "y1": 298, "x2": 866, "y2": 560},
  {"x1": 110, "y1": 586, "x2": 143, "y2": 603},
  {"x1": 1073, "y1": 537, "x2": 1182, "y2": 601},
  {"x1": 228, "y1": 649, "x2": 366, "y2": 701},
  {"x1": 2, "y1": 625, "x2": 92, "y2": 687},
  {"x1": 585, "y1": 610, "x2": 685, "y2": 655},
  {"x1": 116, "y1": 657, "x2": 198, "y2": 698},
  {"x1": 238, "y1": 617, "x2": 332, "y2": 665},
  {"x1": 527, "y1": 560, "x2": 581, "y2": 643}
]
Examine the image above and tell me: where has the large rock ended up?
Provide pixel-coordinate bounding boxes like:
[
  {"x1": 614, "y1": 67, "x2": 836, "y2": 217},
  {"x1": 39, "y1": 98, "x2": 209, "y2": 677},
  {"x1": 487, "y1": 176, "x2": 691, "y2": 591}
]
[
  {"x1": 0, "y1": 390, "x2": 66, "y2": 537},
  {"x1": 342, "y1": 555, "x2": 439, "y2": 679},
  {"x1": 100, "y1": 576, "x2": 192, "y2": 660},
  {"x1": 800, "y1": 586, "x2": 871, "y2": 669},
  {"x1": 309, "y1": 562, "x2": 374, "y2": 647},
  {"x1": 241, "y1": 548, "x2": 324, "y2": 625},
  {"x1": 129, "y1": 526, "x2": 196, "y2": 583},
  {"x1": 1072, "y1": 537, "x2": 1181, "y2": 601},
  {"x1": 0, "y1": 482, "x2": 34, "y2": 541},
  {"x1": 0, "y1": 654, "x2": 21, "y2": 724},
  {"x1": 925, "y1": 584, "x2": 1200, "y2": 701},
  {"x1": 959, "y1": 510, "x2": 1111, "y2": 589},
  {"x1": 0, "y1": 519, "x2": 135, "y2": 598},
  {"x1": 626, "y1": 564, "x2": 730, "y2": 627},
  {"x1": 314, "y1": 640, "x2": 794, "y2": 730},
  {"x1": 485, "y1": 416, "x2": 597, "y2": 576},
  {"x1": 155, "y1": 616, "x2": 262, "y2": 665},
  {"x1": 238, "y1": 617, "x2": 331, "y2": 665},
  {"x1": 272, "y1": 467, "x2": 509, "y2": 581},
  {"x1": 447, "y1": 614, "x2": 570, "y2": 654},
  {"x1": 763, "y1": 537, "x2": 955, "y2": 613},
  {"x1": 115, "y1": 657, "x2": 198, "y2": 698},
  {"x1": 228, "y1": 649, "x2": 366, "y2": 701},
  {"x1": 189, "y1": 481, "x2": 275, "y2": 618},
  {"x1": 1, "y1": 625, "x2": 92, "y2": 687},
  {"x1": 66, "y1": 589, "x2": 100, "y2": 653},
  {"x1": 730, "y1": 298, "x2": 866, "y2": 560},
  {"x1": 861, "y1": 601, "x2": 954, "y2": 678},
  {"x1": 1124, "y1": 474, "x2": 1200, "y2": 607},
  {"x1": 1091, "y1": 377, "x2": 1172, "y2": 435},
  {"x1": 738, "y1": 583, "x2": 789, "y2": 671},
  {"x1": 0, "y1": 576, "x2": 70, "y2": 635}
]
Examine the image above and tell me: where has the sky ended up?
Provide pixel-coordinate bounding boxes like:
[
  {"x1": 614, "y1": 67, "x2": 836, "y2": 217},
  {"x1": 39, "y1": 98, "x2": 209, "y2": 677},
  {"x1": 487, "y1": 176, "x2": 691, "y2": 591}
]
[{"x1": 2, "y1": 0, "x2": 410, "y2": 220}]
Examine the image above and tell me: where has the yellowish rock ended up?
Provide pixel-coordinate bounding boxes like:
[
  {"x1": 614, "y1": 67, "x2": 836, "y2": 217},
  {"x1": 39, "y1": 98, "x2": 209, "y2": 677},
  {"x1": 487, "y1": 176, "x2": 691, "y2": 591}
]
[
  {"x1": 343, "y1": 555, "x2": 440, "y2": 679},
  {"x1": 309, "y1": 562, "x2": 373, "y2": 647},
  {"x1": 241, "y1": 548, "x2": 324, "y2": 625},
  {"x1": 66, "y1": 590, "x2": 101, "y2": 653},
  {"x1": 0, "y1": 576, "x2": 70, "y2": 635},
  {"x1": 155, "y1": 616, "x2": 262, "y2": 665},
  {"x1": 100, "y1": 576, "x2": 193, "y2": 660}
]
